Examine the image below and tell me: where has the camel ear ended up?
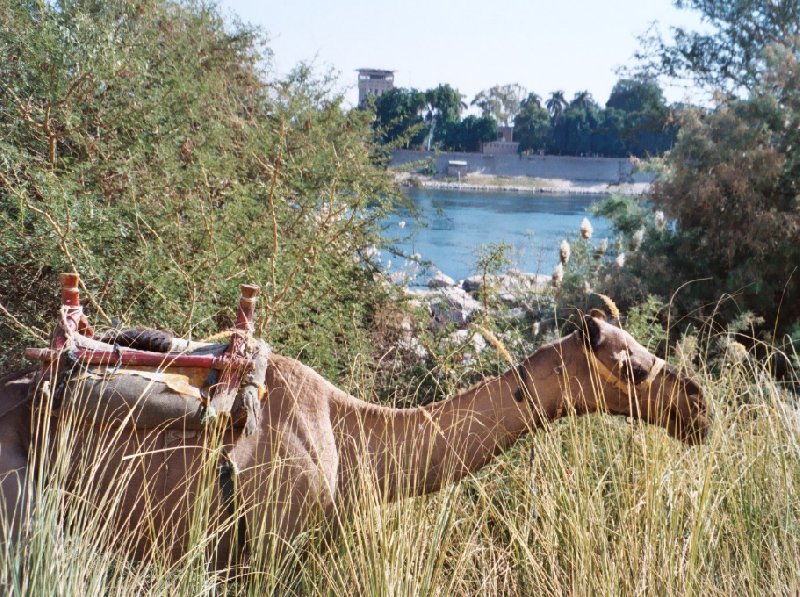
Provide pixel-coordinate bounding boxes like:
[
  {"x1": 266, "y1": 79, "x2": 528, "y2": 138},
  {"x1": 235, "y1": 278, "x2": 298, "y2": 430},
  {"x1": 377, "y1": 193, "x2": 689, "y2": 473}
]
[
  {"x1": 588, "y1": 308, "x2": 608, "y2": 322},
  {"x1": 580, "y1": 313, "x2": 603, "y2": 351}
]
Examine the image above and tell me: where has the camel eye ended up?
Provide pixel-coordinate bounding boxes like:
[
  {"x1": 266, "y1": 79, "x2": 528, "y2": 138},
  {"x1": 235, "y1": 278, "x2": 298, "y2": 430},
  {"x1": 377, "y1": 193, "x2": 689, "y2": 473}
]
[
  {"x1": 622, "y1": 361, "x2": 648, "y2": 384},
  {"x1": 629, "y1": 364, "x2": 648, "y2": 384}
]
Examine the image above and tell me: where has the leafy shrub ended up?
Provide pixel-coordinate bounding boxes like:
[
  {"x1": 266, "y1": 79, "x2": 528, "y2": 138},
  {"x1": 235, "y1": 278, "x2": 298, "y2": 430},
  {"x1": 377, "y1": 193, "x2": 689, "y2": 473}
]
[{"x1": 0, "y1": 0, "x2": 398, "y2": 380}]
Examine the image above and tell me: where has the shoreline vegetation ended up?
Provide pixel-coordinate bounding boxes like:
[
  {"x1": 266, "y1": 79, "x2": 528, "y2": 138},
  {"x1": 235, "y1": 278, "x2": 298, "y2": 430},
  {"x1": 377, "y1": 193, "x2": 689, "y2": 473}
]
[{"x1": 393, "y1": 172, "x2": 651, "y2": 196}]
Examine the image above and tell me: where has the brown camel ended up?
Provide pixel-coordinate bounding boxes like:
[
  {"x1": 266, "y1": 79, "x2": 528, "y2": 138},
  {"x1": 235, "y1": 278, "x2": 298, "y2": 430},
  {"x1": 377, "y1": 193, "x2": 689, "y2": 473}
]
[{"x1": 0, "y1": 311, "x2": 708, "y2": 566}]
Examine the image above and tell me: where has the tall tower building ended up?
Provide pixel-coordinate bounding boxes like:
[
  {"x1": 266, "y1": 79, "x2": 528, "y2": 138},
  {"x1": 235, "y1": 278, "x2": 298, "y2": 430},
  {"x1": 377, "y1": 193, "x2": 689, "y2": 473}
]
[{"x1": 357, "y1": 69, "x2": 395, "y2": 105}]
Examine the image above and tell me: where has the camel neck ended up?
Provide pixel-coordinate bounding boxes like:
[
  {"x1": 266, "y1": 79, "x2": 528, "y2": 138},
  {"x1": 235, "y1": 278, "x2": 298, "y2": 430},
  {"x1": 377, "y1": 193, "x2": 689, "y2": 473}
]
[{"x1": 336, "y1": 341, "x2": 567, "y2": 502}]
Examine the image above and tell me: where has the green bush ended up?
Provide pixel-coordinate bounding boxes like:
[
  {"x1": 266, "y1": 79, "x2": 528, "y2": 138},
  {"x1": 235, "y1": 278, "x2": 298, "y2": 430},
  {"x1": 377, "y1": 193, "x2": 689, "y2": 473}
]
[{"x1": 0, "y1": 0, "x2": 398, "y2": 380}]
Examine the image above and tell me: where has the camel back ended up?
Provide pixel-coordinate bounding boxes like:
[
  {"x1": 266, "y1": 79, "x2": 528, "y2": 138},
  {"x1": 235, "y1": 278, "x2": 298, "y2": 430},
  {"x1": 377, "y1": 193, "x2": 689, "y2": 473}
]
[{"x1": 24, "y1": 274, "x2": 269, "y2": 435}]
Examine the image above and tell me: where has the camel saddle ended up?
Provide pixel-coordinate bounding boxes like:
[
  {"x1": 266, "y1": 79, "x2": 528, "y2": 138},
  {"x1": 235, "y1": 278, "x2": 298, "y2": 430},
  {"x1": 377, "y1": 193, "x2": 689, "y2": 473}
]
[{"x1": 24, "y1": 273, "x2": 269, "y2": 435}]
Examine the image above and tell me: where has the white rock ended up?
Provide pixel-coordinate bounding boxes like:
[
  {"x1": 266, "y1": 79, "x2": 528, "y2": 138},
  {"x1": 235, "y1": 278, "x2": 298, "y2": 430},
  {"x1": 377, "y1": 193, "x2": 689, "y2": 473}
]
[
  {"x1": 447, "y1": 329, "x2": 487, "y2": 354},
  {"x1": 427, "y1": 270, "x2": 456, "y2": 288},
  {"x1": 431, "y1": 287, "x2": 482, "y2": 327}
]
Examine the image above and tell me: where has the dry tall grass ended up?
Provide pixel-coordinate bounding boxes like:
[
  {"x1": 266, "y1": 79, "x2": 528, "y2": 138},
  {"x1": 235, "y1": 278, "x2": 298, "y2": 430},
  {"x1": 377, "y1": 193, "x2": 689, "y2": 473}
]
[{"x1": 1, "y1": 337, "x2": 798, "y2": 596}]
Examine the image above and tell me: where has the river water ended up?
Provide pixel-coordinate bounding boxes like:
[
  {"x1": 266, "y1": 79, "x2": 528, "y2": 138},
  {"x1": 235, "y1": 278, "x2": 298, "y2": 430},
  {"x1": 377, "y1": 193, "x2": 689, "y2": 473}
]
[{"x1": 381, "y1": 187, "x2": 612, "y2": 284}]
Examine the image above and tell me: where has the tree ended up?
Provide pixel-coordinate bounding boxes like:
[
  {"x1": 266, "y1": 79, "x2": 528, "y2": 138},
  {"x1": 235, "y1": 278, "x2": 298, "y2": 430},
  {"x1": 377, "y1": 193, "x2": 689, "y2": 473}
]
[
  {"x1": 513, "y1": 93, "x2": 552, "y2": 153},
  {"x1": 570, "y1": 90, "x2": 598, "y2": 111},
  {"x1": 0, "y1": 0, "x2": 397, "y2": 377},
  {"x1": 634, "y1": 0, "x2": 800, "y2": 94},
  {"x1": 603, "y1": 95, "x2": 800, "y2": 335},
  {"x1": 524, "y1": 93, "x2": 542, "y2": 108},
  {"x1": 603, "y1": 78, "x2": 675, "y2": 156},
  {"x1": 603, "y1": 17, "x2": 800, "y2": 338},
  {"x1": 471, "y1": 84, "x2": 527, "y2": 126},
  {"x1": 372, "y1": 87, "x2": 427, "y2": 147},
  {"x1": 606, "y1": 78, "x2": 666, "y2": 113},
  {"x1": 552, "y1": 103, "x2": 599, "y2": 155},
  {"x1": 441, "y1": 115, "x2": 498, "y2": 152},
  {"x1": 546, "y1": 91, "x2": 568, "y2": 121},
  {"x1": 591, "y1": 108, "x2": 628, "y2": 157},
  {"x1": 421, "y1": 84, "x2": 466, "y2": 150}
]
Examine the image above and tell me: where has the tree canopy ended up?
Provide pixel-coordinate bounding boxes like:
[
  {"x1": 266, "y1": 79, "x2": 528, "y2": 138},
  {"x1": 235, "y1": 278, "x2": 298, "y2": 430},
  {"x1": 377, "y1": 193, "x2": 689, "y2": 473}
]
[
  {"x1": 601, "y1": 1, "x2": 800, "y2": 341},
  {"x1": 471, "y1": 84, "x2": 526, "y2": 127},
  {"x1": 635, "y1": 0, "x2": 800, "y2": 94},
  {"x1": 0, "y1": 0, "x2": 397, "y2": 377}
]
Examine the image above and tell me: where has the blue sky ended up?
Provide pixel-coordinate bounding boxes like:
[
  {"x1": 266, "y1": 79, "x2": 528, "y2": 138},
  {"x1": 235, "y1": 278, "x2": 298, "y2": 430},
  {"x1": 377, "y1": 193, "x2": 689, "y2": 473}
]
[{"x1": 218, "y1": 0, "x2": 707, "y2": 109}]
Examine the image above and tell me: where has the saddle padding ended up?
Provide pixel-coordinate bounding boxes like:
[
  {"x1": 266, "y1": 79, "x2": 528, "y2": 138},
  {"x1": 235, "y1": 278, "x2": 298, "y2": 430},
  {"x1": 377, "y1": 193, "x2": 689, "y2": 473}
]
[{"x1": 63, "y1": 365, "x2": 212, "y2": 429}]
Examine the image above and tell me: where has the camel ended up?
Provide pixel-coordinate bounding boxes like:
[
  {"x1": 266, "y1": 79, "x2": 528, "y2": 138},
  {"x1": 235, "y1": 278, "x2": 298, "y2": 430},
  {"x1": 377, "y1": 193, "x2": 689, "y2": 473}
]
[{"x1": 0, "y1": 309, "x2": 709, "y2": 568}]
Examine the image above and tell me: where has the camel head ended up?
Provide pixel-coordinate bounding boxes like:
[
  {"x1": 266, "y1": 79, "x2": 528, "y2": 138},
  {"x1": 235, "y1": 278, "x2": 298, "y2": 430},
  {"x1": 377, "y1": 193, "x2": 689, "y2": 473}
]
[{"x1": 571, "y1": 309, "x2": 710, "y2": 444}]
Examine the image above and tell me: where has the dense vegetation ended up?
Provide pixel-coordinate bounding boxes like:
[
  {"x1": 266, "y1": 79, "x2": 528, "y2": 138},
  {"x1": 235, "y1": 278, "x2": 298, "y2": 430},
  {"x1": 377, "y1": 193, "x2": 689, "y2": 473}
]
[
  {"x1": 368, "y1": 79, "x2": 677, "y2": 157},
  {"x1": 1, "y1": 0, "x2": 799, "y2": 595},
  {"x1": 0, "y1": 0, "x2": 398, "y2": 380},
  {"x1": 596, "y1": 0, "x2": 800, "y2": 349}
]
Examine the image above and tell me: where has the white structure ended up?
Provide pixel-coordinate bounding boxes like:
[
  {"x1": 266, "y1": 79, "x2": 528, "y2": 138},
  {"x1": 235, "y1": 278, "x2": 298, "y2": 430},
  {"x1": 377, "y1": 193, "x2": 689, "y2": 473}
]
[{"x1": 482, "y1": 126, "x2": 518, "y2": 155}]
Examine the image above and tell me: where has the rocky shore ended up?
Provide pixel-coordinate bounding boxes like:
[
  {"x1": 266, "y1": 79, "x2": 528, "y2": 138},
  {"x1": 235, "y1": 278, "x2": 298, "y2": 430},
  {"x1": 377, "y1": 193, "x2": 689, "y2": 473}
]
[
  {"x1": 389, "y1": 267, "x2": 554, "y2": 363},
  {"x1": 394, "y1": 172, "x2": 651, "y2": 196}
]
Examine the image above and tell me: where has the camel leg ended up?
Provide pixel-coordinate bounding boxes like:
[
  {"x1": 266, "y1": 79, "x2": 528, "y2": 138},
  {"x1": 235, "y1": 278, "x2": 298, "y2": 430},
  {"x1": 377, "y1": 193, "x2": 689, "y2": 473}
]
[
  {"x1": 0, "y1": 376, "x2": 35, "y2": 550},
  {"x1": 0, "y1": 444, "x2": 29, "y2": 547}
]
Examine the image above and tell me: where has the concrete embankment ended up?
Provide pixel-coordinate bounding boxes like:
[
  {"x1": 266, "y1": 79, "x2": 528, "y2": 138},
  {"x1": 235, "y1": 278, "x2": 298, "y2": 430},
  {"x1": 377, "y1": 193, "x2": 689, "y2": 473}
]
[{"x1": 390, "y1": 150, "x2": 655, "y2": 195}]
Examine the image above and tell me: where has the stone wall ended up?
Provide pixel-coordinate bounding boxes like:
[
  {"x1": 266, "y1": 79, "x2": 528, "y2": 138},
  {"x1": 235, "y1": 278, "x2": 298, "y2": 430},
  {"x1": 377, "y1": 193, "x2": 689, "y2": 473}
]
[{"x1": 390, "y1": 150, "x2": 656, "y2": 184}]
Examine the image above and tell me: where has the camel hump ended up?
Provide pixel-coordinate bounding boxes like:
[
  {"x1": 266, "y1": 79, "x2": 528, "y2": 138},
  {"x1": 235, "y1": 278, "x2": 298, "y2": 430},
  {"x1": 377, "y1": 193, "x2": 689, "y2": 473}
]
[{"x1": 101, "y1": 328, "x2": 175, "y2": 352}]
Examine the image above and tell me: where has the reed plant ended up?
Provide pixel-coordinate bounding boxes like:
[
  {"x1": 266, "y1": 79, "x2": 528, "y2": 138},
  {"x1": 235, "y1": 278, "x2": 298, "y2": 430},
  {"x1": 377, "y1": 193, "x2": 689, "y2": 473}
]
[{"x1": 2, "y1": 325, "x2": 798, "y2": 596}]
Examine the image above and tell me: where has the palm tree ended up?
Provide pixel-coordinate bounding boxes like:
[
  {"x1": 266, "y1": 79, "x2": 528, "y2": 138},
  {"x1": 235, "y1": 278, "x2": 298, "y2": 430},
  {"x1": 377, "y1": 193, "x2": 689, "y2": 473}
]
[
  {"x1": 521, "y1": 92, "x2": 542, "y2": 109},
  {"x1": 546, "y1": 90, "x2": 568, "y2": 121},
  {"x1": 570, "y1": 90, "x2": 595, "y2": 111}
]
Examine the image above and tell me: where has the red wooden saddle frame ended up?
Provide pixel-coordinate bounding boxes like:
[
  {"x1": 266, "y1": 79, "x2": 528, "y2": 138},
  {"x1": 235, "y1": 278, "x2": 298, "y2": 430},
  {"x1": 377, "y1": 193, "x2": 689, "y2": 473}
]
[{"x1": 25, "y1": 273, "x2": 261, "y2": 414}]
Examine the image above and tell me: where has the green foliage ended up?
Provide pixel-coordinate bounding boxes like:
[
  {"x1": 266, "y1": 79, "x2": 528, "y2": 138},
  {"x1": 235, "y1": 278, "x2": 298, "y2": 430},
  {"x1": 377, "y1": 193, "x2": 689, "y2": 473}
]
[
  {"x1": 373, "y1": 79, "x2": 675, "y2": 157},
  {"x1": 598, "y1": 38, "x2": 800, "y2": 338},
  {"x1": 470, "y1": 84, "x2": 526, "y2": 127},
  {"x1": 552, "y1": 103, "x2": 600, "y2": 156},
  {"x1": 440, "y1": 115, "x2": 497, "y2": 152},
  {"x1": 371, "y1": 87, "x2": 428, "y2": 147},
  {"x1": 513, "y1": 93, "x2": 551, "y2": 153},
  {"x1": 515, "y1": 83, "x2": 674, "y2": 157},
  {"x1": 0, "y1": 0, "x2": 398, "y2": 379},
  {"x1": 623, "y1": 295, "x2": 669, "y2": 351},
  {"x1": 423, "y1": 84, "x2": 465, "y2": 126},
  {"x1": 545, "y1": 91, "x2": 569, "y2": 121},
  {"x1": 606, "y1": 78, "x2": 666, "y2": 113},
  {"x1": 473, "y1": 242, "x2": 512, "y2": 310},
  {"x1": 635, "y1": 0, "x2": 800, "y2": 94}
]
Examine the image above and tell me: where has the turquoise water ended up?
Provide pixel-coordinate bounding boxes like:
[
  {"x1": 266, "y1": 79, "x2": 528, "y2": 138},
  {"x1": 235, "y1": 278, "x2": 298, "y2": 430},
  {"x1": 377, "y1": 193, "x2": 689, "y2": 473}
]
[{"x1": 381, "y1": 187, "x2": 612, "y2": 283}]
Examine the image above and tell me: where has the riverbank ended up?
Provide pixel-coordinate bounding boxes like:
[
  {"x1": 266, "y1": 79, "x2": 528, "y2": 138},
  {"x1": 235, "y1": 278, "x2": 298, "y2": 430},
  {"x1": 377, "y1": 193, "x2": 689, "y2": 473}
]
[
  {"x1": 390, "y1": 149, "x2": 656, "y2": 196},
  {"x1": 394, "y1": 172, "x2": 650, "y2": 196}
]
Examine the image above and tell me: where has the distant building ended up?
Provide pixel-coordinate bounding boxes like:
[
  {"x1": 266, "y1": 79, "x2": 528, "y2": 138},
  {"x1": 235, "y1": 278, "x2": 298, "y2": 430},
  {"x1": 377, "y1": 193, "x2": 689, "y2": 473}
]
[
  {"x1": 482, "y1": 126, "x2": 519, "y2": 155},
  {"x1": 447, "y1": 160, "x2": 469, "y2": 177},
  {"x1": 357, "y1": 69, "x2": 395, "y2": 105}
]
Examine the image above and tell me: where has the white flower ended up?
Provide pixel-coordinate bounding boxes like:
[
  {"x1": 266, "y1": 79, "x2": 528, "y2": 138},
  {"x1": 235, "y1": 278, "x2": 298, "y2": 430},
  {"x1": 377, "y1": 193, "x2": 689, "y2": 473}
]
[
  {"x1": 398, "y1": 220, "x2": 406, "y2": 229},
  {"x1": 614, "y1": 252, "x2": 626, "y2": 268},
  {"x1": 594, "y1": 238, "x2": 608, "y2": 259},
  {"x1": 654, "y1": 210, "x2": 665, "y2": 230},
  {"x1": 632, "y1": 228, "x2": 645, "y2": 250},
  {"x1": 580, "y1": 217, "x2": 593, "y2": 239},
  {"x1": 559, "y1": 239, "x2": 571, "y2": 265},
  {"x1": 552, "y1": 263, "x2": 564, "y2": 287}
]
